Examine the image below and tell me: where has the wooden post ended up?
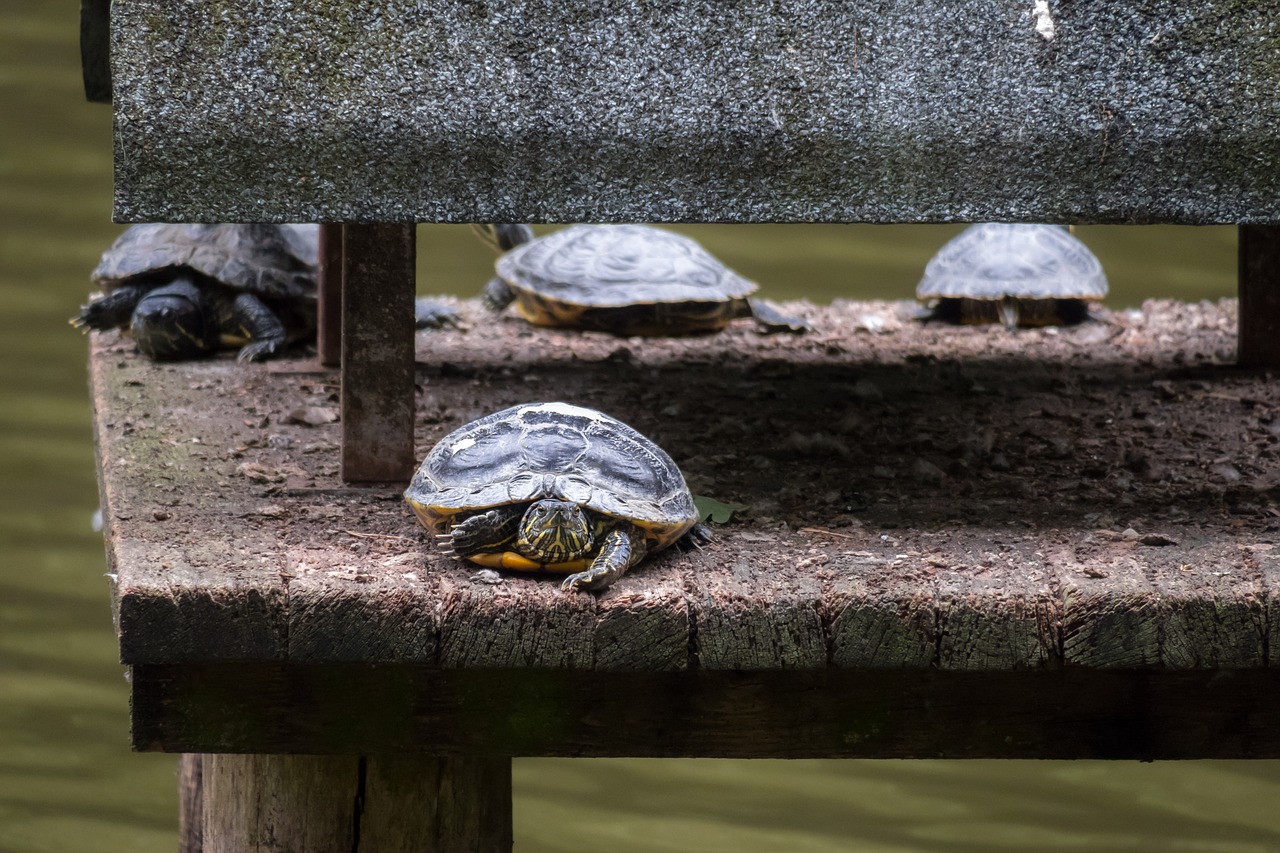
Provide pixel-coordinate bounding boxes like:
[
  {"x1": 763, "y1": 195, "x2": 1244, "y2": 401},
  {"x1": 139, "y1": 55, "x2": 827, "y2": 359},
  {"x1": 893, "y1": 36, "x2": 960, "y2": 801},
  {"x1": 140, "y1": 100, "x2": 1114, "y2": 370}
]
[
  {"x1": 316, "y1": 223, "x2": 344, "y2": 368},
  {"x1": 340, "y1": 223, "x2": 417, "y2": 482},
  {"x1": 179, "y1": 754, "x2": 204, "y2": 853},
  {"x1": 192, "y1": 754, "x2": 512, "y2": 853},
  {"x1": 1238, "y1": 224, "x2": 1280, "y2": 367}
]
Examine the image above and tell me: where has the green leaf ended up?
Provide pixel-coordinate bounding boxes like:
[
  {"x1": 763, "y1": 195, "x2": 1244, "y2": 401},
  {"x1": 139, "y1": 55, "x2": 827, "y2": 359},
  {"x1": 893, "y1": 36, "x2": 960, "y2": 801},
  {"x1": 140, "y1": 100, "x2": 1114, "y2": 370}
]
[{"x1": 693, "y1": 495, "x2": 749, "y2": 525}]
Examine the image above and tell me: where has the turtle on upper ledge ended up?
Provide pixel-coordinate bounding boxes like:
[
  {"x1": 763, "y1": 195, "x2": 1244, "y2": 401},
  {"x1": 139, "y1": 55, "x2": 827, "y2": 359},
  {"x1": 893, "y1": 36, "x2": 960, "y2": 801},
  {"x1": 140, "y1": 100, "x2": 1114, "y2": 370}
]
[
  {"x1": 74, "y1": 223, "x2": 461, "y2": 362},
  {"x1": 916, "y1": 224, "x2": 1108, "y2": 329},
  {"x1": 475, "y1": 223, "x2": 810, "y2": 336},
  {"x1": 74, "y1": 223, "x2": 320, "y2": 362}
]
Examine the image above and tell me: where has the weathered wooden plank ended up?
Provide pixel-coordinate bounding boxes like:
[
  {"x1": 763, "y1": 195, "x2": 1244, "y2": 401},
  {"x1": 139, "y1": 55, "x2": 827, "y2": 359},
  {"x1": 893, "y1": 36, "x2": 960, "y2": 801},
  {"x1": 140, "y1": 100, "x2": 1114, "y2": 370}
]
[
  {"x1": 437, "y1": 571, "x2": 598, "y2": 669},
  {"x1": 132, "y1": 664, "x2": 1280, "y2": 760},
  {"x1": 1149, "y1": 534, "x2": 1265, "y2": 669},
  {"x1": 111, "y1": 1, "x2": 1280, "y2": 223},
  {"x1": 90, "y1": 347, "x2": 289, "y2": 663},
  {"x1": 91, "y1": 301, "x2": 1276, "y2": 672},
  {"x1": 590, "y1": 560, "x2": 691, "y2": 671},
  {"x1": 692, "y1": 532, "x2": 828, "y2": 669},
  {"x1": 823, "y1": 549, "x2": 937, "y2": 668},
  {"x1": 287, "y1": 573, "x2": 442, "y2": 664},
  {"x1": 110, "y1": 539, "x2": 287, "y2": 664},
  {"x1": 1060, "y1": 536, "x2": 1162, "y2": 668},
  {"x1": 1255, "y1": 544, "x2": 1280, "y2": 667},
  {"x1": 1238, "y1": 225, "x2": 1280, "y2": 367},
  {"x1": 934, "y1": 542, "x2": 1060, "y2": 670}
]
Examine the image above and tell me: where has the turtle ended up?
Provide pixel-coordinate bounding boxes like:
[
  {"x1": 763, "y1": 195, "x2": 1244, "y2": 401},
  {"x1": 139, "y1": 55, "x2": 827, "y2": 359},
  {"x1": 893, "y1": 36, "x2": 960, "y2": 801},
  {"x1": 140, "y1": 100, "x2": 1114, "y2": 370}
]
[
  {"x1": 474, "y1": 223, "x2": 809, "y2": 336},
  {"x1": 916, "y1": 224, "x2": 1108, "y2": 329},
  {"x1": 404, "y1": 401, "x2": 708, "y2": 592},
  {"x1": 74, "y1": 223, "x2": 319, "y2": 362}
]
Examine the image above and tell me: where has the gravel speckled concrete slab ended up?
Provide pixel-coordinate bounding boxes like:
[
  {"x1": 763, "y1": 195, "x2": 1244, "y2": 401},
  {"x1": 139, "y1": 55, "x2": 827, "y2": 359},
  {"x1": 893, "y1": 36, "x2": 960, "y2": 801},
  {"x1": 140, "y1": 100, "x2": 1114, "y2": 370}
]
[{"x1": 112, "y1": 0, "x2": 1280, "y2": 224}]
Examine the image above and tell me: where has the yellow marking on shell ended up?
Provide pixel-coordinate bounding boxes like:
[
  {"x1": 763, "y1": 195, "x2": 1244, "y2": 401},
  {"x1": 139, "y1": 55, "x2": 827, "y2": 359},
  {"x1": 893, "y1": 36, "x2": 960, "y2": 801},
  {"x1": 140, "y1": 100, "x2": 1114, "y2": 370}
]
[
  {"x1": 467, "y1": 552, "x2": 592, "y2": 573},
  {"x1": 406, "y1": 500, "x2": 451, "y2": 533}
]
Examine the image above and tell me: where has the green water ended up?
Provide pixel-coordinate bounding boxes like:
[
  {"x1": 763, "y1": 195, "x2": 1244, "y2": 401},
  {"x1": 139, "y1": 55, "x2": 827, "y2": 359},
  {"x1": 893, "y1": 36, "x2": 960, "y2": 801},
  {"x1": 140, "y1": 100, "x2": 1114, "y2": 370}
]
[{"x1": 0, "y1": 3, "x2": 1273, "y2": 851}]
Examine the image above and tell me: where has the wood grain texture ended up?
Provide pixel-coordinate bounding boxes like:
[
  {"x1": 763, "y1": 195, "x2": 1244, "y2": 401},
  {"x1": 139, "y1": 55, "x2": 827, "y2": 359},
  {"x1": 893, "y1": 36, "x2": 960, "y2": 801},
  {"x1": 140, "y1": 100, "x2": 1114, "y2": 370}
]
[
  {"x1": 1148, "y1": 534, "x2": 1265, "y2": 669},
  {"x1": 202, "y1": 754, "x2": 359, "y2": 853},
  {"x1": 89, "y1": 301, "x2": 1277, "y2": 675},
  {"x1": 134, "y1": 663, "x2": 1280, "y2": 760},
  {"x1": 1060, "y1": 542, "x2": 1161, "y2": 668},
  {"x1": 360, "y1": 756, "x2": 512, "y2": 853},
  {"x1": 692, "y1": 535, "x2": 828, "y2": 669},
  {"x1": 179, "y1": 754, "x2": 203, "y2": 853}
]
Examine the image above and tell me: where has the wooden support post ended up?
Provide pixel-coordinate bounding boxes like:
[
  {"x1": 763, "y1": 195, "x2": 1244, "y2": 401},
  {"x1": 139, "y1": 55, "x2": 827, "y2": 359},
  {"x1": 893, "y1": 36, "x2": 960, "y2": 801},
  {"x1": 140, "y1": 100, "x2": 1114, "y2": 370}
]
[
  {"x1": 188, "y1": 754, "x2": 512, "y2": 853},
  {"x1": 316, "y1": 223, "x2": 344, "y2": 368},
  {"x1": 1238, "y1": 224, "x2": 1280, "y2": 367},
  {"x1": 179, "y1": 754, "x2": 204, "y2": 853},
  {"x1": 340, "y1": 223, "x2": 416, "y2": 483}
]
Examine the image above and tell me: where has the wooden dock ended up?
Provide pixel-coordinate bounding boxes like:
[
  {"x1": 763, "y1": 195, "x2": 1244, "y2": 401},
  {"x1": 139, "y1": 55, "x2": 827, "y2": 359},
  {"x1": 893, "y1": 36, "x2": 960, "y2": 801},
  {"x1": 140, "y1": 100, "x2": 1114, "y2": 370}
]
[{"x1": 90, "y1": 296, "x2": 1280, "y2": 849}]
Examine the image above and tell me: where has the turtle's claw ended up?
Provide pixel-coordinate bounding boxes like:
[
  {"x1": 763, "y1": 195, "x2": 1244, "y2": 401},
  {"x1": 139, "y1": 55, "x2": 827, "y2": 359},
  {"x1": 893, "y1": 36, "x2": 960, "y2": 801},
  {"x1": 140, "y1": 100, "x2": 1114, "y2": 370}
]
[
  {"x1": 415, "y1": 299, "x2": 464, "y2": 330},
  {"x1": 236, "y1": 339, "x2": 282, "y2": 363},
  {"x1": 561, "y1": 568, "x2": 608, "y2": 593}
]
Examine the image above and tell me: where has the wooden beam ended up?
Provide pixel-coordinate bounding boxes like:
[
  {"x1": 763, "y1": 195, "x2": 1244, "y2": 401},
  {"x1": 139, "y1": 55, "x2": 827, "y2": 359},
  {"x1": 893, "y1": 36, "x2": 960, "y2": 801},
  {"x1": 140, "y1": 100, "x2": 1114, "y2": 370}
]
[
  {"x1": 195, "y1": 754, "x2": 512, "y2": 853},
  {"x1": 340, "y1": 223, "x2": 416, "y2": 483},
  {"x1": 132, "y1": 664, "x2": 1280, "y2": 760},
  {"x1": 1238, "y1": 225, "x2": 1280, "y2": 367}
]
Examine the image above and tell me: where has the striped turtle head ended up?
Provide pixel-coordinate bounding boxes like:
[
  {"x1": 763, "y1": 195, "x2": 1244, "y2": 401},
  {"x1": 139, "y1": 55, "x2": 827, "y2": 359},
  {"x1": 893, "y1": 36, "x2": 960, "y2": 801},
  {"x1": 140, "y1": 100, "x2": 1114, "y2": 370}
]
[{"x1": 516, "y1": 499, "x2": 594, "y2": 564}]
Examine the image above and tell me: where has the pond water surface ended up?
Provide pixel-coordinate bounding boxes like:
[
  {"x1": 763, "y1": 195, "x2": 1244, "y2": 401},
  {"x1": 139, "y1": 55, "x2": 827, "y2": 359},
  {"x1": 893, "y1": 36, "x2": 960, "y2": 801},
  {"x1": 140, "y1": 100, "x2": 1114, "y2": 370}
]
[{"x1": 3, "y1": 4, "x2": 1278, "y2": 852}]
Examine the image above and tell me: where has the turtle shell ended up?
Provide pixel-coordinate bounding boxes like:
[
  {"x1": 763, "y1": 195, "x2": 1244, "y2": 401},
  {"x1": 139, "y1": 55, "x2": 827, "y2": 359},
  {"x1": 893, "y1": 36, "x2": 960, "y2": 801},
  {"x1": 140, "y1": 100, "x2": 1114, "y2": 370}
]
[
  {"x1": 917, "y1": 224, "x2": 1107, "y2": 302},
  {"x1": 92, "y1": 223, "x2": 318, "y2": 301},
  {"x1": 496, "y1": 224, "x2": 757, "y2": 307},
  {"x1": 405, "y1": 402, "x2": 698, "y2": 550}
]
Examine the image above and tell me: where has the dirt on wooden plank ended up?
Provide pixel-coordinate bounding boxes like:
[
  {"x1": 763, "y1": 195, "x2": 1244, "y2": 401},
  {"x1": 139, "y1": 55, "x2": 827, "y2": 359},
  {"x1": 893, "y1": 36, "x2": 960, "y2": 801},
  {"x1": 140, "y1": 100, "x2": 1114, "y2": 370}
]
[{"x1": 92, "y1": 297, "x2": 1280, "y2": 667}]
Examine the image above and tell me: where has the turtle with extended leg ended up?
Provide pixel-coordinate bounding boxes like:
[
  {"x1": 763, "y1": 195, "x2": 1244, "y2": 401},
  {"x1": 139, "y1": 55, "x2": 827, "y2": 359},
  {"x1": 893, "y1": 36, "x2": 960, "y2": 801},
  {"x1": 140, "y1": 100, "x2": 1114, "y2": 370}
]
[
  {"x1": 74, "y1": 223, "x2": 318, "y2": 361},
  {"x1": 474, "y1": 223, "x2": 809, "y2": 335},
  {"x1": 916, "y1": 224, "x2": 1107, "y2": 329},
  {"x1": 404, "y1": 401, "x2": 708, "y2": 592}
]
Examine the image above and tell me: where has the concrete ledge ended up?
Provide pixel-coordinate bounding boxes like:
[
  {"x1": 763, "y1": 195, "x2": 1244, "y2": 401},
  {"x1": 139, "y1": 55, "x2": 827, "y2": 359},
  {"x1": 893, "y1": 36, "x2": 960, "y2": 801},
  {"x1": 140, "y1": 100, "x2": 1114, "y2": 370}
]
[{"x1": 112, "y1": 0, "x2": 1280, "y2": 223}]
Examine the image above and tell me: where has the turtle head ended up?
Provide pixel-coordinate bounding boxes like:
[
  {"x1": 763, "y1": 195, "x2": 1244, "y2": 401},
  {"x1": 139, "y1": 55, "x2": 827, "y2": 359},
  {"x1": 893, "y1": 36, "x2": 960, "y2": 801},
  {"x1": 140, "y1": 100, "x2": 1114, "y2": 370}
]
[
  {"x1": 131, "y1": 278, "x2": 219, "y2": 360},
  {"x1": 516, "y1": 499, "x2": 594, "y2": 563}
]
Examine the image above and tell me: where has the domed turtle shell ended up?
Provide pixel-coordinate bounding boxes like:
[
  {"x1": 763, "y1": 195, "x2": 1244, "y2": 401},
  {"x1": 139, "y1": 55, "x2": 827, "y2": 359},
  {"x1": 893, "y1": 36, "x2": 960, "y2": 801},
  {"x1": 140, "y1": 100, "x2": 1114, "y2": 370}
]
[
  {"x1": 917, "y1": 224, "x2": 1107, "y2": 302},
  {"x1": 405, "y1": 402, "x2": 698, "y2": 550},
  {"x1": 92, "y1": 223, "x2": 318, "y2": 300},
  {"x1": 496, "y1": 224, "x2": 757, "y2": 307}
]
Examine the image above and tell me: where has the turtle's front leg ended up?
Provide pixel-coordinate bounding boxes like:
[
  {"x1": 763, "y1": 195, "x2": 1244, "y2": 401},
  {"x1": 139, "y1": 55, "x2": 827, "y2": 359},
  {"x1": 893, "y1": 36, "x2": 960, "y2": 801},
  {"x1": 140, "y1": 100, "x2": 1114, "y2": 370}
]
[
  {"x1": 72, "y1": 283, "x2": 150, "y2": 331},
  {"x1": 415, "y1": 298, "x2": 463, "y2": 330},
  {"x1": 230, "y1": 292, "x2": 289, "y2": 362},
  {"x1": 562, "y1": 525, "x2": 648, "y2": 592},
  {"x1": 746, "y1": 297, "x2": 811, "y2": 333},
  {"x1": 444, "y1": 506, "x2": 525, "y2": 558}
]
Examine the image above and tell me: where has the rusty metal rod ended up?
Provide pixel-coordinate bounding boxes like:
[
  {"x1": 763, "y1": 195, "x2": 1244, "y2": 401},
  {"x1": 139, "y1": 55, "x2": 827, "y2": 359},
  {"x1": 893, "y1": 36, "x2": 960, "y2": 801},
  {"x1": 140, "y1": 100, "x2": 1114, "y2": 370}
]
[
  {"x1": 340, "y1": 223, "x2": 416, "y2": 483},
  {"x1": 316, "y1": 223, "x2": 343, "y2": 368}
]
